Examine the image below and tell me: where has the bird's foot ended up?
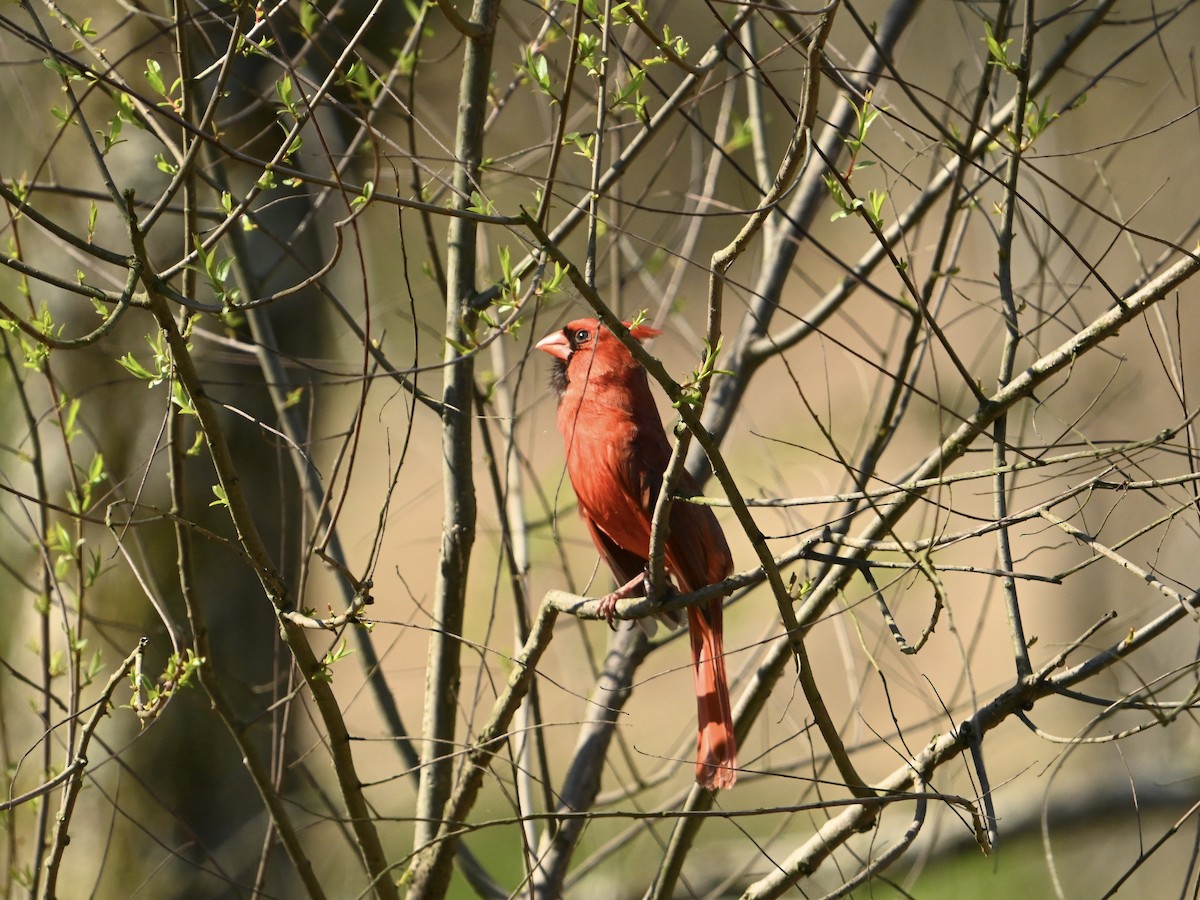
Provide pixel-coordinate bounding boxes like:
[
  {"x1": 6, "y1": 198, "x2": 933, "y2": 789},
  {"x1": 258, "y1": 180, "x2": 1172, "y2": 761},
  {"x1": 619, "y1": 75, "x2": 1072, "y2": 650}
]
[{"x1": 597, "y1": 572, "x2": 647, "y2": 628}]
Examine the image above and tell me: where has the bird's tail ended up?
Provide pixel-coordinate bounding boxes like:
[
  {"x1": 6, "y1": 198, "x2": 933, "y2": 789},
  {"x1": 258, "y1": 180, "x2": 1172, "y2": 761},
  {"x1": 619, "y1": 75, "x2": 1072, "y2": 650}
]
[{"x1": 688, "y1": 602, "x2": 738, "y2": 790}]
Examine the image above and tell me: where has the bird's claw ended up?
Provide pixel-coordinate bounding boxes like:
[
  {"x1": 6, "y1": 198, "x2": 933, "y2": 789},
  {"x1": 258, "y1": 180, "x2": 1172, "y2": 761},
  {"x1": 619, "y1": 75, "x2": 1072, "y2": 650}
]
[
  {"x1": 596, "y1": 571, "x2": 648, "y2": 629},
  {"x1": 597, "y1": 593, "x2": 620, "y2": 630}
]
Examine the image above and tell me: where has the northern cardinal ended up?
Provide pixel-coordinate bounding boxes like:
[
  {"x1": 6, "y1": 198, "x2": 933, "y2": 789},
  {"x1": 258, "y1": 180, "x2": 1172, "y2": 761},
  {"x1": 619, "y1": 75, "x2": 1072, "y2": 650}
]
[{"x1": 536, "y1": 318, "x2": 738, "y2": 790}]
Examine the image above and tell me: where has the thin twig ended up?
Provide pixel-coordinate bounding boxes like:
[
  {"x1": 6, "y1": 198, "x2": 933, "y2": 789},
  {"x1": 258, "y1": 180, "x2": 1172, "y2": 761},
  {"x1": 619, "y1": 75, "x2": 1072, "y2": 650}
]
[{"x1": 40, "y1": 638, "x2": 144, "y2": 900}]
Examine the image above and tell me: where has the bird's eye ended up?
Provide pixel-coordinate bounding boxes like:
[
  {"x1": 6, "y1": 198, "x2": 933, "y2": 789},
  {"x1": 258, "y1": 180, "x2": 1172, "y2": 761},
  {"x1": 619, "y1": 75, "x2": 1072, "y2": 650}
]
[{"x1": 573, "y1": 328, "x2": 590, "y2": 345}]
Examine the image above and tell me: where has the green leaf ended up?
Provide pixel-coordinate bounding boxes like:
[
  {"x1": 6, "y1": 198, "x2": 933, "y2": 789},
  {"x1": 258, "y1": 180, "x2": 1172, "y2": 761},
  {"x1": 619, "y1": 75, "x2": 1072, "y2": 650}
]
[
  {"x1": 498, "y1": 244, "x2": 513, "y2": 284},
  {"x1": 723, "y1": 116, "x2": 754, "y2": 153},
  {"x1": 350, "y1": 180, "x2": 374, "y2": 211},
  {"x1": 43, "y1": 58, "x2": 75, "y2": 80},
  {"x1": 84, "y1": 550, "x2": 102, "y2": 588},
  {"x1": 83, "y1": 648, "x2": 104, "y2": 685},
  {"x1": 298, "y1": 0, "x2": 319, "y2": 37},
  {"x1": 116, "y1": 92, "x2": 145, "y2": 129},
  {"x1": 338, "y1": 59, "x2": 382, "y2": 104},
  {"x1": 315, "y1": 639, "x2": 355, "y2": 681},
  {"x1": 1022, "y1": 95, "x2": 1058, "y2": 147},
  {"x1": 47, "y1": 520, "x2": 73, "y2": 556},
  {"x1": 144, "y1": 59, "x2": 165, "y2": 95},
  {"x1": 519, "y1": 50, "x2": 553, "y2": 97},
  {"x1": 984, "y1": 22, "x2": 1015, "y2": 72},
  {"x1": 275, "y1": 74, "x2": 296, "y2": 118},
  {"x1": 323, "y1": 638, "x2": 354, "y2": 666},
  {"x1": 171, "y1": 381, "x2": 196, "y2": 416},
  {"x1": 543, "y1": 261, "x2": 567, "y2": 294},
  {"x1": 278, "y1": 127, "x2": 302, "y2": 161},
  {"x1": 866, "y1": 189, "x2": 886, "y2": 229},
  {"x1": 576, "y1": 33, "x2": 604, "y2": 77},
  {"x1": 62, "y1": 397, "x2": 82, "y2": 442},
  {"x1": 563, "y1": 131, "x2": 595, "y2": 160},
  {"x1": 467, "y1": 190, "x2": 495, "y2": 216},
  {"x1": 87, "y1": 453, "x2": 105, "y2": 485},
  {"x1": 117, "y1": 352, "x2": 157, "y2": 382}
]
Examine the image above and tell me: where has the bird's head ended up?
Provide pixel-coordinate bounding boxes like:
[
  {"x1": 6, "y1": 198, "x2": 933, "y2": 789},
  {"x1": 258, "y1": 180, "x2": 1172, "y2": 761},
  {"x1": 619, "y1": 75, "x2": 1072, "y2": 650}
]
[{"x1": 535, "y1": 318, "x2": 661, "y2": 393}]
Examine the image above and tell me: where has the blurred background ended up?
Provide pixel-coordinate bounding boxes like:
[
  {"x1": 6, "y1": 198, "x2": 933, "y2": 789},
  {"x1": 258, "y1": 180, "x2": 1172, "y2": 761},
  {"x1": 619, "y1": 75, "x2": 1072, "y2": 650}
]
[{"x1": 1, "y1": 0, "x2": 1199, "y2": 896}]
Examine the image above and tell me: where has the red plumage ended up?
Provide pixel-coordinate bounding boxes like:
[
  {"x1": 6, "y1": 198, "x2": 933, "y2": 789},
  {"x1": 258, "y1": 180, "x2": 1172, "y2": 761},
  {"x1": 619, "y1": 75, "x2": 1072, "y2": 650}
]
[{"x1": 536, "y1": 318, "x2": 738, "y2": 790}]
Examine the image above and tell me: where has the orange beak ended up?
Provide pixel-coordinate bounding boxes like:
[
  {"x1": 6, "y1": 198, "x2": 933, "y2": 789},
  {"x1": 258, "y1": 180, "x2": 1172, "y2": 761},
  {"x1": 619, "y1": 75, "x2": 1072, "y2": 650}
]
[{"x1": 535, "y1": 330, "x2": 571, "y2": 361}]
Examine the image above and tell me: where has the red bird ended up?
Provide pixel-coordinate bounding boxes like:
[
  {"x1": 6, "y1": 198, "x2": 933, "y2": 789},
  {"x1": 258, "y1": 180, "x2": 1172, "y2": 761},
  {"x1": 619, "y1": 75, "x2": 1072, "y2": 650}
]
[{"x1": 536, "y1": 318, "x2": 738, "y2": 790}]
